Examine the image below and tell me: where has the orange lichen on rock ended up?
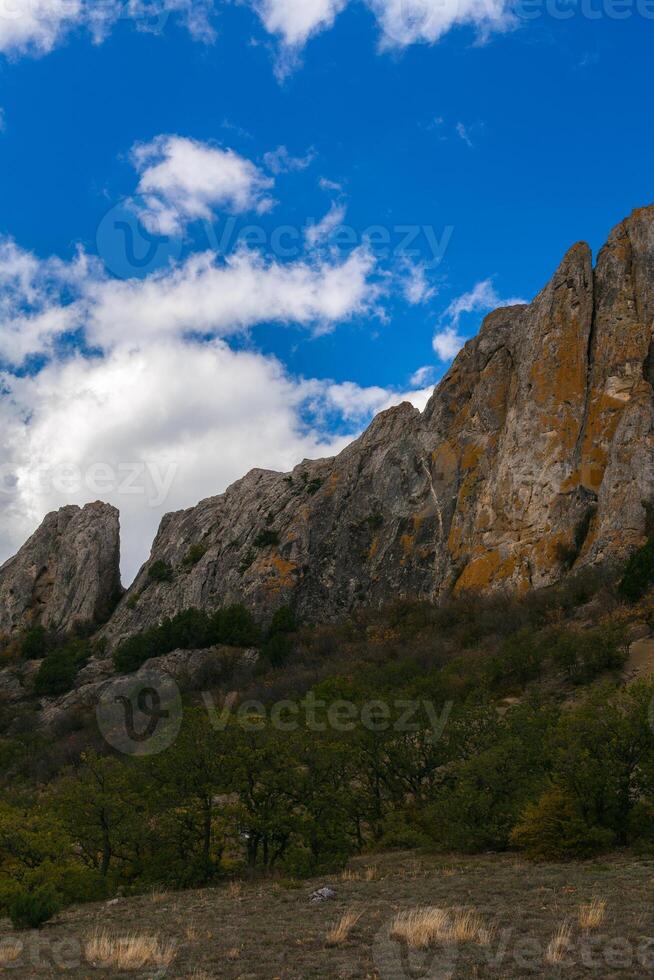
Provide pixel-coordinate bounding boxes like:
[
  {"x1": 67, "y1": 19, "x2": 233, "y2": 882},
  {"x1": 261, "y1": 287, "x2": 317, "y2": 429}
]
[{"x1": 454, "y1": 550, "x2": 502, "y2": 592}]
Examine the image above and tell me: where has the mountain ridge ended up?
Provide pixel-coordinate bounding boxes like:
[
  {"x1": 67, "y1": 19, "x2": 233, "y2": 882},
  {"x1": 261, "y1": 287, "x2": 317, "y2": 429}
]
[{"x1": 3, "y1": 205, "x2": 654, "y2": 649}]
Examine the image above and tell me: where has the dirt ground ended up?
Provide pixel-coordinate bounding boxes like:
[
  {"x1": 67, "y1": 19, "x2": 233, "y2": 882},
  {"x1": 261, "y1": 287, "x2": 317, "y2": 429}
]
[
  {"x1": 624, "y1": 636, "x2": 654, "y2": 683},
  {"x1": 2, "y1": 851, "x2": 654, "y2": 979}
]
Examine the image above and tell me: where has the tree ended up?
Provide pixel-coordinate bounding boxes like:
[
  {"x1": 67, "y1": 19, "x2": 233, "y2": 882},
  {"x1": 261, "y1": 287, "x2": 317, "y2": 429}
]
[
  {"x1": 49, "y1": 753, "x2": 146, "y2": 881},
  {"x1": 620, "y1": 538, "x2": 654, "y2": 601},
  {"x1": 228, "y1": 723, "x2": 300, "y2": 870},
  {"x1": 145, "y1": 709, "x2": 234, "y2": 884},
  {"x1": 549, "y1": 681, "x2": 654, "y2": 846}
]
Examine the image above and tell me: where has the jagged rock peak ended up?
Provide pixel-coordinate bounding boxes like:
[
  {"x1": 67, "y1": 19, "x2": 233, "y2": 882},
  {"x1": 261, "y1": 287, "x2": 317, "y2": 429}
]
[
  {"x1": 80, "y1": 205, "x2": 654, "y2": 643},
  {"x1": 0, "y1": 502, "x2": 122, "y2": 639}
]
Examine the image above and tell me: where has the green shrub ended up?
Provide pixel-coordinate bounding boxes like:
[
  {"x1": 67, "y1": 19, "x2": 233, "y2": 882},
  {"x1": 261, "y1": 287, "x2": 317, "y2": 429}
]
[
  {"x1": 148, "y1": 559, "x2": 173, "y2": 583},
  {"x1": 33, "y1": 640, "x2": 90, "y2": 697},
  {"x1": 620, "y1": 538, "x2": 654, "y2": 602},
  {"x1": 511, "y1": 787, "x2": 615, "y2": 861},
  {"x1": 8, "y1": 886, "x2": 61, "y2": 930},
  {"x1": 484, "y1": 630, "x2": 545, "y2": 691},
  {"x1": 263, "y1": 633, "x2": 293, "y2": 668},
  {"x1": 214, "y1": 605, "x2": 260, "y2": 647},
  {"x1": 261, "y1": 606, "x2": 297, "y2": 667},
  {"x1": 269, "y1": 605, "x2": 297, "y2": 636},
  {"x1": 306, "y1": 478, "x2": 323, "y2": 496},
  {"x1": 547, "y1": 626, "x2": 627, "y2": 684},
  {"x1": 254, "y1": 529, "x2": 280, "y2": 549},
  {"x1": 20, "y1": 627, "x2": 52, "y2": 661},
  {"x1": 114, "y1": 605, "x2": 260, "y2": 674},
  {"x1": 183, "y1": 544, "x2": 207, "y2": 567}
]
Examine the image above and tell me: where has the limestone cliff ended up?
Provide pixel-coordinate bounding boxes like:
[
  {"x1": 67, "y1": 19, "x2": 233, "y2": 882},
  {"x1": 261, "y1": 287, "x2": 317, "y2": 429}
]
[
  {"x1": 2, "y1": 207, "x2": 652, "y2": 651},
  {"x1": 97, "y1": 207, "x2": 654, "y2": 644},
  {"x1": 0, "y1": 503, "x2": 122, "y2": 638}
]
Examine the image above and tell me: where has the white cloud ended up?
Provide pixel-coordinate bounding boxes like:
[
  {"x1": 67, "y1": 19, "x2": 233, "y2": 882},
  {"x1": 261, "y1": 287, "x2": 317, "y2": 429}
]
[
  {"x1": 410, "y1": 365, "x2": 435, "y2": 387},
  {"x1": 0, "y1": 238, "x2": 91, "y2": 365},
  {"x1": 263, "y1": 145, "x2": 315, "y2": 174},
  {"x1": 0, "y1": 239, "x2": 379, "y2": 365},
  {"x1": 85, "y1": 246, "x2": 377, "y2": 349},
  {"x1": 305, "y1": 201, "x2": 347, "y2": 248},
  {"x1": 132, "y1": 136, "x2": 275, "y2": 235},
  {"x1": 433, "y1": 278, "x2": 527, "y2": 362},
  {"x1": 0, "y1": 0, "x2": 212, "y2": 57},
  {"x1": 0, "y1": 233, "x2": 391, "y2": 577},
  {"x1": 432, "y1": 326, "x2": 465, "y2": 362},
  {"x1": 0, "y1": 214, "x2": 426, "y2": 580},
  {"x1": 443, "y1": 278, "x2": 525, "y2": 327},
  {"x1": 252, "y1": 0, "x2": 347, "y2": 47},
  {"x1": 455, "y1": 121, "x2": 474, "y2": 147},
  {"x1": 0, "y1": 340, "x2": 431, "y2": 580},
  {"x1": 251, "y1": 0, "x2": 515, "y2": 51},
  {"x1": 0, "y1": 0, "x2": 84, "y2": 55},
  {"x1": 0, "y1": 0, "x2": 513, "y2": 62},
  {"x1": 369, "y1": 0, "x2": 515, "y2": 47},
  {"x1": 400, "y1": 261, "x2": 436, "y2": 305},
  {"x1": 319, "y1": 177, "x2": 343, "y2": 193}
]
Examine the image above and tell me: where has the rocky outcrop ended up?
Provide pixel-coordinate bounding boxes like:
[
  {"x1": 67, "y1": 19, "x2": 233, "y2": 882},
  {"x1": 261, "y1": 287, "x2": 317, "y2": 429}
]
[
  {"x1": 0, "y1": 502, "x2": 122, "y2": 639},
  {"x1": 3, "y1": 207, "x2": 653, "y2": 654},
  {"x1": 99, "y1": 206, "x2": 654, "y2": 645},
  {"x1": 34, "y1": 645, "x2": 257, "y2": 730}
]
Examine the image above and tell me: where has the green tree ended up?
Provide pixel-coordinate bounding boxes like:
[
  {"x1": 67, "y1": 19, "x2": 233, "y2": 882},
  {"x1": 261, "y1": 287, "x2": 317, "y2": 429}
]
[
  {"x1": 145, "y1": 710, "x2": 234, "y2": 885},
  {"x1": 620, "y1": 538, "x2": 654, "y2": 601},
  {"x1": 50, "y1": 753, "x2": 147, "y2": 880},
  {"x1": 550, "y1": 682, "x2": 654, "y2": 846}
]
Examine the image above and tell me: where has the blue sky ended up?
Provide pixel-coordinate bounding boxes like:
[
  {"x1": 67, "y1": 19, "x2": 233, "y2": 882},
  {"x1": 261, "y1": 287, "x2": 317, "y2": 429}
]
[{"x1": 0, "y1": 1, "x2": 652, "y2": 578}]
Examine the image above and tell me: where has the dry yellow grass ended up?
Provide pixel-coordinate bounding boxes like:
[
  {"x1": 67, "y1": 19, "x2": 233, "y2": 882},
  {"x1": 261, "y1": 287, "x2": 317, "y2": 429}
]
[
  {"x1": 0, "y1": 939, "x2": 23, "y2": 966},
  {"x1": 390, "y1": 907, "x2": 493, "y2": 949},
  {"x1": 326, "y1": 910, "x2": 363, "y2": 947},
  {"x1": 340, "y1": 866, "x2": 377, "y2": 882},
  {"x1": 578, "y1": 897, "x2": 607, "y2": 931},
  {"x1": 85, "y1": 930, "x2": 177, "y2": 970},
  {"x1": 545, "y1": 923, "x2": 573, "y2": 964},
  {"x1": 340, "y1": 868, "x2": 359, "y2": 882}
]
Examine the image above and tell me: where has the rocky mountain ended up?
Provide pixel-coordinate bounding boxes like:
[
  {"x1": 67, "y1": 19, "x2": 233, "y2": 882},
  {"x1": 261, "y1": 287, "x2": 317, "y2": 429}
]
[
  {"x1": 98, "y1": 206, "x2": 654, "y2": 647},
  {"x1": 0, "y1": 503, "x2": 121, "y2": 639},
  {"x1": 4, "y1": 206, "x2": 654, "y2": 652}
]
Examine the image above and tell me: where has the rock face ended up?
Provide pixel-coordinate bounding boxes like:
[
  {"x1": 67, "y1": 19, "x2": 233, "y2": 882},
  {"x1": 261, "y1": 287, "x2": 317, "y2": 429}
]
[
  {"x1": 52, "y1": 207, "x2": 654, "y2": 645},
  {"x1": 0, "y1": 503, "x2": 122, "y2": 639}
]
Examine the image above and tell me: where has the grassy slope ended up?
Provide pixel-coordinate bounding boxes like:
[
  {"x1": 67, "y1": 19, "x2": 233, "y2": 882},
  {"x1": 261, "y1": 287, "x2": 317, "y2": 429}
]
[{"x1": 3, "y1": 851, "x2": 654, "y2": 978}]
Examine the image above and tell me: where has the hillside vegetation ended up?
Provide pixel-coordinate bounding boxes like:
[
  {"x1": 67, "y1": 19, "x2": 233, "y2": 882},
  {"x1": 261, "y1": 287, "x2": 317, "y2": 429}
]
[{"x1": 2, "y1": 549, "x2": 654, "y2": 949}]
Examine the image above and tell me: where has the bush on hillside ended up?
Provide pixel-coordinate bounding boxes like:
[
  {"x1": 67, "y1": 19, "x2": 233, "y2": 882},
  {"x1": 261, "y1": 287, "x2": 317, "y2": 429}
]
[
  {"x1": 183, "y1": 544, "x2": 207, "y2": 567},
  {"x1": 8, "y1": 886, "x2": 61, "y2": 930},
  {"x1": 254, "y1": 529, "x2": 280, "y2": 548},
  {"x1": 20, "y1": 627, "x2": 53, "y2": 661},
  {"x1": 113, "y1": 605, "x2": 260, "y2": 673},
  {"x1": 33, "y1": 640, "x2": 90, "y2": 697},
  {"x1": 511, "y1": 787, "x2": 615, "y2": 861},
  {"x1": 547, "y1": 625, "x2": 627, "y2": 684},
  {"x1": 148, "y1": 560, "x2": 173, "y2": 583},
  {"x1": 619, "y1": 538, "x2": 654, "y2": 602}
]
